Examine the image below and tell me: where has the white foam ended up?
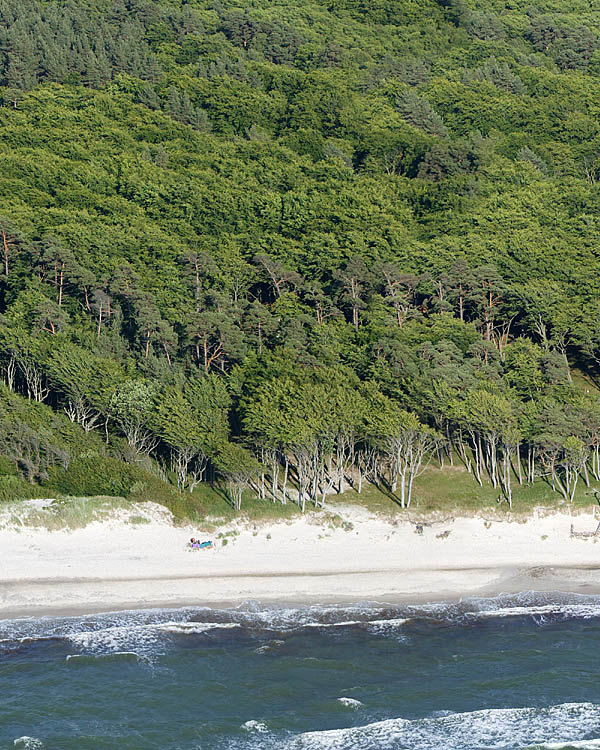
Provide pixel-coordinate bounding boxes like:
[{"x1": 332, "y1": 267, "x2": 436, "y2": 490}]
[
  {"x1": 242, "y1": 720, "x2": 269, "y2": 733},
  {"x1": 470, "y1": 605, "x2": 600, "y2": 621},
  {"x1": 367, "y1": 617, "x2": 409, "y2": 627},
  {"x1": 282, "y1": 702, "x2": 600, "y2": 749},
  {"x1": 157, "y1": 622, "x2": 241, "y2": 634},
  {"x1": 65, "y1": 651, "x2": 140, "y2": 663},
  {"x1": 66, "y1": 623, "x2": 165, "y2": 659},
  {"x1": 255, "y1": 639, "x2": 285, "y2": 654},
  {"x1": 228, "y1": 601, "x2": 394, "y2": 631},
  {"x1": 337, "y1": 697, "x2": 363, "y2": 709},
  {"x1": 534, "y1": 741, "x2": 600, "y2": 749},
  {"x1": 366, "y1": 617, "x2": 409, "y2": 638},
  {"x1": 4, "y1": 595, "x2": 600, "y2": 663},
  {"x1": 13, "y1": 739, "x2": 43, "y2": 749},
  {"x1": 65, "y1": 619, "x2": 240, "y2": 659}
]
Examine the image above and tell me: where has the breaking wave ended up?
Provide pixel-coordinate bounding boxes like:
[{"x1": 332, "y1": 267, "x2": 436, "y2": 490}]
[
  {"x1": 4, "y1": 594, "x2": 600, "y2": 749},
  {"x1": 3, "y1": 591, "x2": 600, "y2": 660},
  {"x1": 262, "y1": 703, "x2": 600, "y2": 750}
]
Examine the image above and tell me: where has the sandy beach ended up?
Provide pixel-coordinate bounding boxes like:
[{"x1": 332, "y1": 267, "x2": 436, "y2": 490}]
[{"x1": 2, "y1": 502, "x2": 600, "y2": 617}]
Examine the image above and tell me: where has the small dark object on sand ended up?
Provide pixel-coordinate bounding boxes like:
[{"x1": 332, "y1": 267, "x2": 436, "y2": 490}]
[{"x1": 188, "y1": 538, "x2": 214, "y2": 550}]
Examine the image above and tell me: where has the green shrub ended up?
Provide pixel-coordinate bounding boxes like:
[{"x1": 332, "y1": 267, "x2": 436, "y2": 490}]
[
  {"x1": 127, "y1": 474, "x2": 205, "y2": 521},
  {"x1": 44, "y1": 455, "x2": 145, "y2": 497},
  {"x1": 0, "y1": 475, "x2": 46, "y2": 503},
  {"x1": 0, "y1": 455, "x2": 18, "y2": 477},
  {"x1": 45, "y1": 454, "x2": 205, "y2": 521}
]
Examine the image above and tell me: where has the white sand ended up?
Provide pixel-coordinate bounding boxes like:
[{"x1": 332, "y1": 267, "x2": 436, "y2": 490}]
[{"x1": 2, "y1": 503, "x2": 600, "y2": 617}]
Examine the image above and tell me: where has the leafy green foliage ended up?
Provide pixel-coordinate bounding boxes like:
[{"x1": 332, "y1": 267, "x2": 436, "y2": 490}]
[
  {"x1": 0, "y1": 0, "x2": 599, "y2": 515},
  {"x1": 0, "y1": 475, "x2": 45, "y2": 503},
  {"x1": 45, "y1": 454, "x2": 143, "y2": 497}
]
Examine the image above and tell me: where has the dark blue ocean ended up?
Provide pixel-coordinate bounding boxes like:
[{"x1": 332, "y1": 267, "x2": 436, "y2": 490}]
[{"x1": 2, "y1": 592, "x2": 600, "y2": 749}]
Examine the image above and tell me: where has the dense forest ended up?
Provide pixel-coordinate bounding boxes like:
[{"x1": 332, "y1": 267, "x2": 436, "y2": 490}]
[{"x1": 1, "y1": 0, "x2": 600, "y2": 514}]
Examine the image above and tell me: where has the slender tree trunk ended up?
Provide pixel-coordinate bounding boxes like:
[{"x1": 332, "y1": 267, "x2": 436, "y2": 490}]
[
  {"x1": 282, "y1": 455, "x2": 289, "y2": 504},
  {"x1": 456, "y1": 434, "x2": 471, "y2": 472},
  {"x1": 551, "y1": 460, "x2": 568, "y2": 501},
  {"x1": 406, "y1": 472, "x2": 415, "y2": 508},
  {"x1": 58, "y1": 265, "x2": 64, "y2": 307},
  {"x1": 583, "y1": 461, "x2": 591, "y2": 488},
  {"x1": 516, "y1": 444, "x2": 523, "y2": 485},
  {"x1": 399, "y1": 469, "x2": 406, "y2": 508},
  {"x1": 311, "y1": 452, "x2": 319, "y2": 507},
  {"x1": 297, "y1": 458, "x2": 305, "y2": 512},
  {"x1": 336, "y1": 444, "x2": 344, "y2": 494},
  {"x1": 528, "y1": 447, "x2": 535, "y2": 484},
  {"x1": 5, "y1": 356, "x2": 15, "y2": 391},
  {"x1": 259, "y1": 447, "x2": 265, "y2": 499},
  {"x1": 270, "y1": 453, "x2": 279, "y2": 502},
  {"x1": 503, "y1": 453, "x2": 512, "y2": 508},
  {"x1": 472, "y1": 433, "x2": 483, "y2": 486}
]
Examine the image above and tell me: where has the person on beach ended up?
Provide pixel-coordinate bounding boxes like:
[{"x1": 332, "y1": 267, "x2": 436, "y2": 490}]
[{"x1": 188, "y1": 538, "x2": 211, "y2": 549}]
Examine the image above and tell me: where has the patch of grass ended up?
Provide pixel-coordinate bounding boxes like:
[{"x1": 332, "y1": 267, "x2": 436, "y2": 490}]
[
  {"x1": 327, "y1": 484, "x2": 404, "y2": 517},
  {"x1": 9, "y1": 459, "x2": 599, "y2": 531},
  {"x1": 308, "y1": 510, "x2": 356, "y2": 530},
  {"x1": 193, "y1": 483, "x2": 301, "y2": 525},
  {"x1": 44, "y1": 455, "x2": 206, "y2": 524},
  {"x1": 571, "y1": 368, "x2": 600, "y2": 396},
  {"x1": 326, "y1": 463, "x2": 600, "y2": 518},
  {"x1": 412, "y1": 463, "x2": 600, "y2": 515},
  {"x1": 13, "y1": 495, "x2": 131, "y2": 531},
  {"x1": 216, "y1": 529, "x2": 239, "y2": 539}
]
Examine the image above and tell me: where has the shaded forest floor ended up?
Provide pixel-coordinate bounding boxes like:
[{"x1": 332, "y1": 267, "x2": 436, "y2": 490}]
[
  {"x1": 333, "y1": 465, "x2": 600, "y2": 518},
  {"x1": 194, "y1": 461, "x2": 600, "y2": 526}
]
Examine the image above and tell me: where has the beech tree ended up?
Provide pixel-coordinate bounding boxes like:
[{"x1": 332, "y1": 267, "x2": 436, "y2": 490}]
[
  {"x1": 3, "y1": 0, "x2": 600, "y2": 514},
  {"x1": 215, "y1": 442, "x2": 261, "y2": 510},
  {"x1": 154, "y1": 374, "x2": 230, "y2": 489},
  {"x1": 45, "y1": 343, "x2": 123, "y2": 432},
  {"x1": 109, "y1": 380, "x2": 159, "y2": 455},
  {"x1": 154, "y1": 388, "x2": 206, "y2": 490},
  {"x1": 374, "y1": 408, "x2": 438, "y2": 508},
  {"x1": 334, "y1": 256, "x2": 372, "y2": 332}
]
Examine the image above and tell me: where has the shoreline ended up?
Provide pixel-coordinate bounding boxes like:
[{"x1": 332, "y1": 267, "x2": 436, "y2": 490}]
[
  {"x1": 2, "y1": 503, "x2": 600, "y2": 619},
  {"x1": 3, "y1": 565, "x2": 600, "y2": 620}
]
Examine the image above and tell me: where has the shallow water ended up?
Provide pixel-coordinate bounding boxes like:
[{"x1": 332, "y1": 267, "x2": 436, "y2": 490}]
[{"x1": 2, "y1": 592, "x2": 600, "y2": 749}]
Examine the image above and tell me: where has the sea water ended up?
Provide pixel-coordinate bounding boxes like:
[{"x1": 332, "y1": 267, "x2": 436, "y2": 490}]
[{"x1": 2, "y1": 592, "x2": 600, "y2": 749}]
